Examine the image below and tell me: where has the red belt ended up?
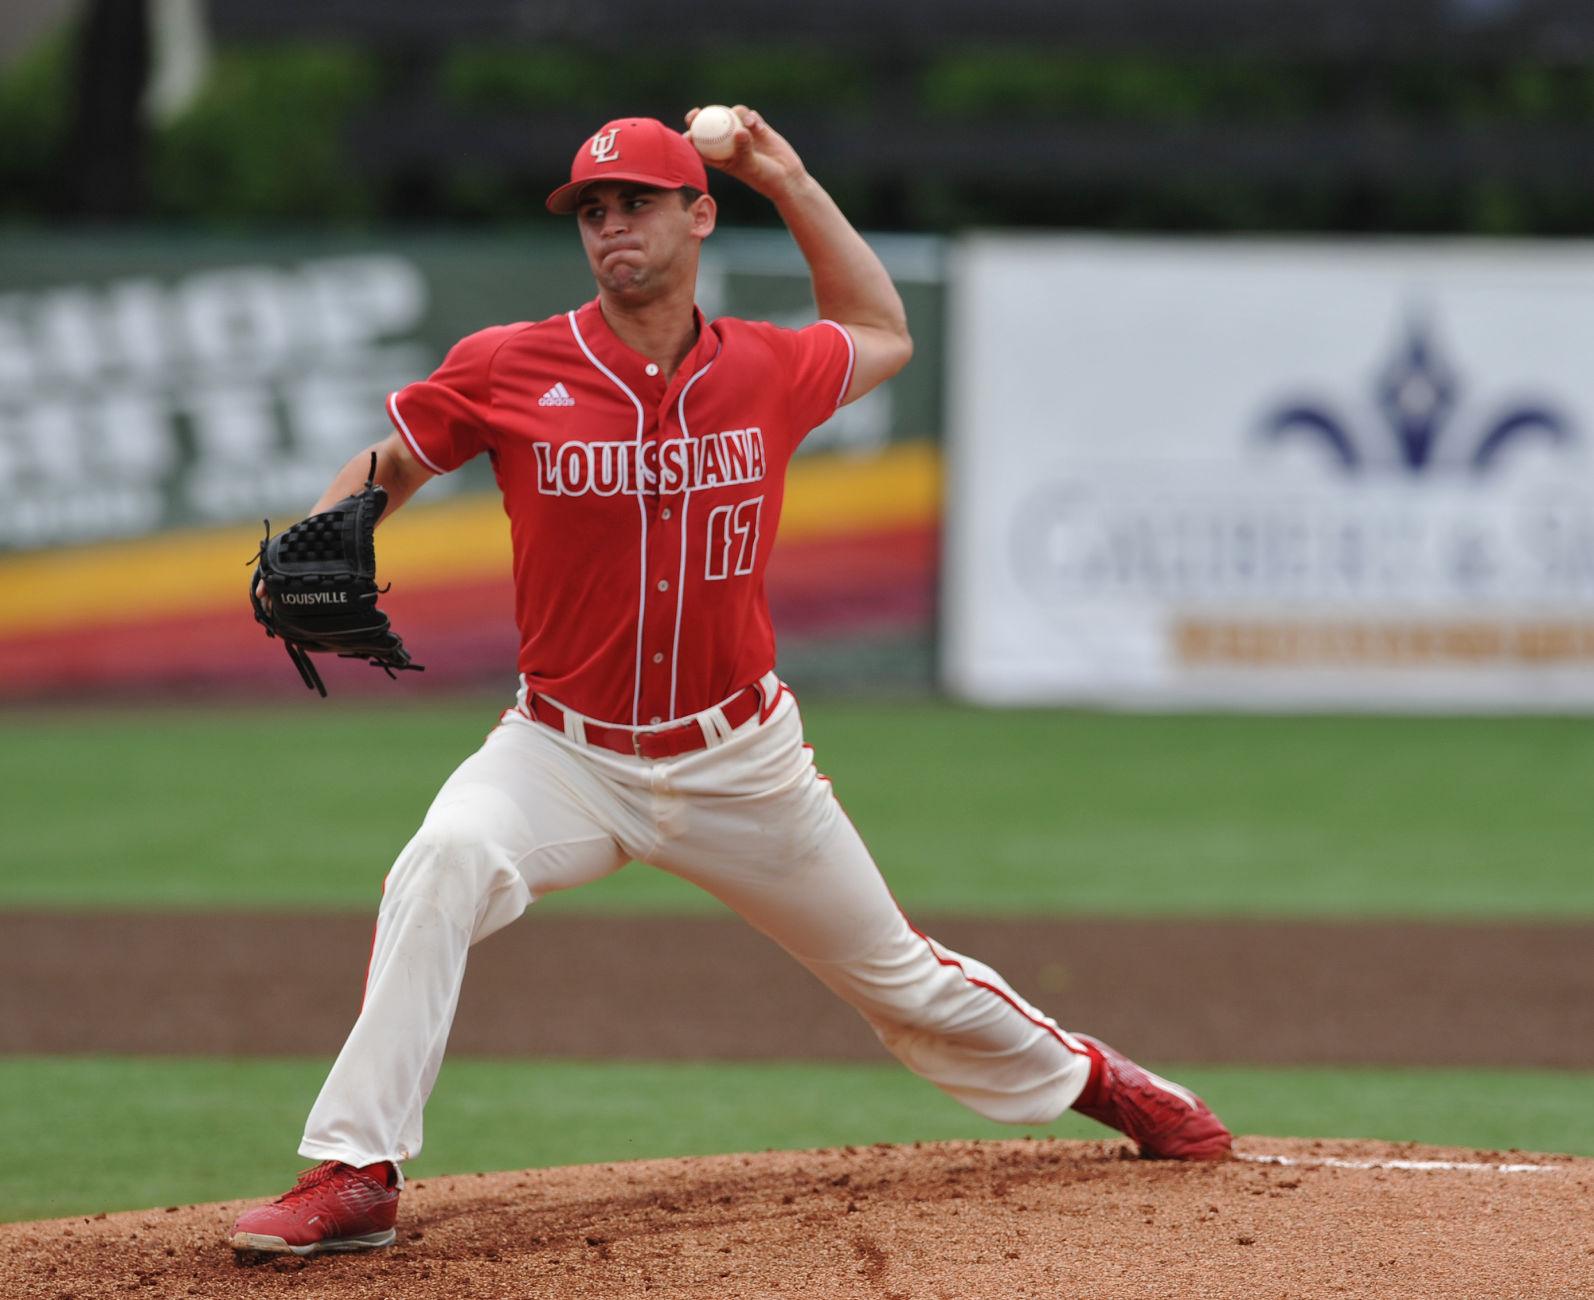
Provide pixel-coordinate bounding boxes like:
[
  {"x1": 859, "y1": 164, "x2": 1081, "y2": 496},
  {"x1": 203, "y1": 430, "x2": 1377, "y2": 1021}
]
[{"x1": 526, "y1": 684, "x2": 764, "y2": 759}]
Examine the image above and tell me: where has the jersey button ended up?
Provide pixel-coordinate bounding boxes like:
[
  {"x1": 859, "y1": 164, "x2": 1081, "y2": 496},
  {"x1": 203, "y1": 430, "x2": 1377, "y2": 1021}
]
[
  {"x1": 650, "y1": 715, "x2": 662, "y2": 724},
  {"x1": 645, "y1": 363, "x2": 660, "y2": 376},
  {"x1": 652, "y1": 652, "x2": 664, "y2": 664},
  {"x1": 661, "y1": 507, "x2": 672, "y2": 520},
  {"x1": 657, "y1": 579, "x2": 669, "y2": 592}
]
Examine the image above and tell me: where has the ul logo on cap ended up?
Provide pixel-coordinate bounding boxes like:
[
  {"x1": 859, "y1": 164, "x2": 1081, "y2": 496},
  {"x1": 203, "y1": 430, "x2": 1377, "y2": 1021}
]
[{"x1": 590, "y1": 128, "x2": 621, "y2": 163}]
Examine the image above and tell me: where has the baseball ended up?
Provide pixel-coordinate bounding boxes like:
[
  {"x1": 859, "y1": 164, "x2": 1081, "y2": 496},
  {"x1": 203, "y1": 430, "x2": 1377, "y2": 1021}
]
[{"x1": 689, "y1": 104, "x2": 740, "y2": 161}]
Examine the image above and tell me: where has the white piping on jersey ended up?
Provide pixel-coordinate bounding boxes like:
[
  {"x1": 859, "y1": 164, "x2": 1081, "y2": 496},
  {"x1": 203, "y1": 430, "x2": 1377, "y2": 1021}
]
[
  {"x1": 567, "y1": 309, "x2": 648, "y2": 726},
  {"x1": 818, "y1": 319, "x2": 856, "y2": 408},
  {"x1": 386, "y1": 391, "x2": 445, "y2": 475},
  {"x1": 668, "y1": 351, "x2": 721, "y2": 719}
]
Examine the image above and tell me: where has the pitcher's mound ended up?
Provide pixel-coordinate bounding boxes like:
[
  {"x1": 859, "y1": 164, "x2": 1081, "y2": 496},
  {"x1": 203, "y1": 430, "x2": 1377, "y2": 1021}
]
[{"x1": 3, "y1": 1138, "x2": 1588, "y2": 1299}]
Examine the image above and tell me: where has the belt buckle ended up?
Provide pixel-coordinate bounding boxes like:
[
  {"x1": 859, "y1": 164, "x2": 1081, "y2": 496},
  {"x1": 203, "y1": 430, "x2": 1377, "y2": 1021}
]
[{"x1": 632, "y1": 728, "x2": 646, "y2": 758}]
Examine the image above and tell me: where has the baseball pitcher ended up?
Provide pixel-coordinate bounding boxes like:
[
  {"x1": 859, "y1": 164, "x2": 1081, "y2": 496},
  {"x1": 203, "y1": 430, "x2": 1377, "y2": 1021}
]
[{"x1": 231, "y1": 108, "x2": 1231, "y2": 1256}]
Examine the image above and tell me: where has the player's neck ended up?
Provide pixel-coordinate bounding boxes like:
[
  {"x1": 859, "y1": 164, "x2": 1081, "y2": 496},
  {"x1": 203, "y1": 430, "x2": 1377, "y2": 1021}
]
[{"x1": 596, "y1": 286, "x2": 700, "y2": 381}]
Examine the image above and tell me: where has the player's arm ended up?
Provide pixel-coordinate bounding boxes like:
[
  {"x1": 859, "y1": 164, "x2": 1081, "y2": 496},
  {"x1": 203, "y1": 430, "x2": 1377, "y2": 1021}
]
[
  {"x1": 691, "y1": 106, "x2": 913, "y2": 405},
  {"x1": 305, "y1": 431, "x2": 433, "y2": 520}
]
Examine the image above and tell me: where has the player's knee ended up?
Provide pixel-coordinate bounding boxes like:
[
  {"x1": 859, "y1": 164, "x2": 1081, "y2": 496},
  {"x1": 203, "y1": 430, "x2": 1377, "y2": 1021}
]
[
  {"x1": 876, "y1": 986, "x2": 949, "y2": 1033},
  {"x1": 386, "y1": 793, "x2": 523, "y2": 906},
  {"x1": 833, "y1": 959, "x2": 950, "y2": 1031}
]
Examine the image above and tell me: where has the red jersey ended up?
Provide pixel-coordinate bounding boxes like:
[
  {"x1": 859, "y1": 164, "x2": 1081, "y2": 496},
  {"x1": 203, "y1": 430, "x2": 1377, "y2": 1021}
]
[{"x1": 386, "y1": 298, "x2": 855, "y2": 725}]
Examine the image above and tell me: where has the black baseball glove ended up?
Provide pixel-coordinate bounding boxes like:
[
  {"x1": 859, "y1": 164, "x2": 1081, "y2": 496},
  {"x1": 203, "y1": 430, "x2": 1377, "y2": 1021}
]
[{"x1": 249, "y1": 454, "x2": 424, "y2": 697}]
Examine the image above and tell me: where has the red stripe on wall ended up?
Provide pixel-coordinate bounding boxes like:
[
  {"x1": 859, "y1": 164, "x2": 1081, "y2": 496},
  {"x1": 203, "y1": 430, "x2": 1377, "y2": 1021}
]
[
  {"x1": 0, "y1": 523, "x2": 936, "y2": 699},
  {"x1": 767, "y1": 523, "x2": 937, "y2": 634}
]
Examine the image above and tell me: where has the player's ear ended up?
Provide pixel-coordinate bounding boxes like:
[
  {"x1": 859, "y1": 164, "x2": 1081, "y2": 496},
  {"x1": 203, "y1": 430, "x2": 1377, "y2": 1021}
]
[{"x1": 689, "y1": 192, "x2": 717, "y2": 241}]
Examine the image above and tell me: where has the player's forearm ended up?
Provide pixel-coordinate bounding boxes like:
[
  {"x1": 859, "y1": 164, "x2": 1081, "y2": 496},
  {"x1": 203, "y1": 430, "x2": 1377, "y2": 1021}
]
[
  {"x1": 773, "y1": 173, "x2": 909, "y2": 341},
  {"x1": 308, "y1": 438, "x2": 428, "y2": 521}
]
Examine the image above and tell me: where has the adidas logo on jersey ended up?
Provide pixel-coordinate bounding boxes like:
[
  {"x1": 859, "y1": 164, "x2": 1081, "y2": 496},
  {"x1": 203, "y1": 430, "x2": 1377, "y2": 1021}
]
[{"x1": 538, "y1": 382, "x2": 575, "y2": 407}]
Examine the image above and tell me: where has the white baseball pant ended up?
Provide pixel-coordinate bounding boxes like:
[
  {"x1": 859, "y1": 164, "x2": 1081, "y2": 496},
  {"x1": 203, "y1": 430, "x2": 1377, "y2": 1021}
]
[{"x1": 300, "y1": 674, "x2": 1094, "y2": 1167}]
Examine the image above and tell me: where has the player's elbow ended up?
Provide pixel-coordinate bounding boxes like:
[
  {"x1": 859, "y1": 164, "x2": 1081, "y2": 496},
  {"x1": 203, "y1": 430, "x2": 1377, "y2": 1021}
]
[
  {"x1": 840, "y1": 322, "x2": 914, "y2": 405},
  {"x1": 880, "y1": 325, "x2": 914, "y2": 380},
  {"x1": 896, "y1": 326, "x2": 915, "y2": 371}
]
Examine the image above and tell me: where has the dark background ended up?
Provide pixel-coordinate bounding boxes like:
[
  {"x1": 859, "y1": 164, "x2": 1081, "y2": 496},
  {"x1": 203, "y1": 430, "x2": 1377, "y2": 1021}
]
[{"x1": 8, "y1": 0, "x2": 1594, "y2": 233}]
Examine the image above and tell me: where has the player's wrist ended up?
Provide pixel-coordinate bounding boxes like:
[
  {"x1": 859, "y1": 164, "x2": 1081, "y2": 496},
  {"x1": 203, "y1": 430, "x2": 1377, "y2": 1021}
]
[{"x1": 767, "y1": 167, "x2": 820, "y2": 210}]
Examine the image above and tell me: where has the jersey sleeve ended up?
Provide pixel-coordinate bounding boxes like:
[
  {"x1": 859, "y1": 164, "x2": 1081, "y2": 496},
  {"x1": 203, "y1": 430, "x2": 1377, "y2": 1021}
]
[
  {"x1": 748, "y1": 319, "x2": 855, "y2": 442},
  {"x1": 385, "y1": 326, "x2": 511, "y2": 474},
  {"x1": 787, "y1": 319, "x2": 856, "y2": 438}
]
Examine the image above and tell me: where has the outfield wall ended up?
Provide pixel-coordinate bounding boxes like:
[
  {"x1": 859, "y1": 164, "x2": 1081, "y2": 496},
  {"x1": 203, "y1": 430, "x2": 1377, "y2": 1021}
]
[
  {"x1": 11, "y1": 231, "x2": 1594, "y2": 710},
  {"x1": 945, "y1": 236, "x2": 1594, "y2": 711},
  {"x1": 0, "y1": 230, "x2": 944, "y2": 700}
]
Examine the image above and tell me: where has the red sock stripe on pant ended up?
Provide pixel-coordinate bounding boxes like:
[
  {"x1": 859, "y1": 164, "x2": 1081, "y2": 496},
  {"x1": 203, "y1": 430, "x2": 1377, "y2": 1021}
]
[
  {"x1": 828, "y1": 785, "x2": 1086, "y2": 1063},
  {"x1": 900, "y1": 913, "x2": 1089, "y2": 1058},
  {"x1": 361, "y1": 877, "x2": 388, "y2": 1008}
]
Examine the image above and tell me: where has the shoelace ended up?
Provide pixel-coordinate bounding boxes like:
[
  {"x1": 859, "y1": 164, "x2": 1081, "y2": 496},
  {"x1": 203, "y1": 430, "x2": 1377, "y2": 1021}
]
[
  {"x1": 1111, "y1": 1059, "x2": 1157, "y2": 1101},
  {"x1": 1114, "y1": 1065, "x2": 1200, "y2": 1137},
  {"x1": 273, "y1": 1161, "x2": 345, "y2": 1204}
]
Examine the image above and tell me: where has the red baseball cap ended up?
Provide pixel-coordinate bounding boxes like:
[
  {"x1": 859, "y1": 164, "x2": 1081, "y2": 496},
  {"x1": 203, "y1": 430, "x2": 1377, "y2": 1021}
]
[{"x1": 546, "y1": 117, "x2": 709, "y2": 214}]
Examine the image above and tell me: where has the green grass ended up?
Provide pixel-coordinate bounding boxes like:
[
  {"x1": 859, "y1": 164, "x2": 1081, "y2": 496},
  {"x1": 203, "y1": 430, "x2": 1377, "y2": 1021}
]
[
  {"x1": 4, "y1": 701, "x2": 1593, "y2": 916},
  {"x1": 1, "y1": 1055, "x2": 1587, "y2": 1223}
]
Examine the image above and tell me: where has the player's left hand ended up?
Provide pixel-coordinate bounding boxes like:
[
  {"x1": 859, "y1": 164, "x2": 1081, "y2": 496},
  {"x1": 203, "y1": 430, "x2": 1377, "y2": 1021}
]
[
  {"x1": 249, "y1": 455, "x2": 424, "y2": 697},
  {"x1": 684, "y1": 106, "x2": 807, "y2": 201}
]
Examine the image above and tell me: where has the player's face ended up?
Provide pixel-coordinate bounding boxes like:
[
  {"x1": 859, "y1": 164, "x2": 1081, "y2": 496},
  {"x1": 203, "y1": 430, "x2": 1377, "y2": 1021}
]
[{"x1": 575, "y1": 183, "x2": 716, "y2": 303}]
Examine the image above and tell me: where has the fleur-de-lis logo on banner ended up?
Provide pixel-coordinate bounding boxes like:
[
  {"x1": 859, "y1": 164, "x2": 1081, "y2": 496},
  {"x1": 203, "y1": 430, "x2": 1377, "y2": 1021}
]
[
  {"x1": 590, "y1": 128, "x2": 621, "y2": 164},
  {"x1": 1260, "y1": 314, "x2": 1573, "y2": 474}
]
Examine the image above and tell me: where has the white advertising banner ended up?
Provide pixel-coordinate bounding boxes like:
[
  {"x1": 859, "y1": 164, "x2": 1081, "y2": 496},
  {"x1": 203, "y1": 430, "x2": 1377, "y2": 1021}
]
[{"x1": 945, "y1": 236, "x2": 1594, "y2": 709}]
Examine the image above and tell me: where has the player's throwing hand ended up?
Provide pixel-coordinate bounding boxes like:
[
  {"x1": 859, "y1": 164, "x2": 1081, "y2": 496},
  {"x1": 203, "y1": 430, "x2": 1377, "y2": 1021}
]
[{"x1": 684, "y1": 105, "x2": 806, "y2": 199}]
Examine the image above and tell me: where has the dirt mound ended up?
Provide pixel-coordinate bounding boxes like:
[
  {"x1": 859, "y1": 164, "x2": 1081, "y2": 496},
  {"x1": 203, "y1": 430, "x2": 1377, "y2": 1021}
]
[{"x1": 2, "y1": 1139, "x2": 1588, "y2": 1300}]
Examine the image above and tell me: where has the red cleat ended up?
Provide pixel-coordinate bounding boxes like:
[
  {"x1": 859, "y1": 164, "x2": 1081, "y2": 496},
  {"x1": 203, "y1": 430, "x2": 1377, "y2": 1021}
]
[
  {"x1": 1072, "y1": 1035, "x2": 1233, "y2": 1161},
  {"x1": 229, "y1": 1160, "x2": 400, "y2": 1255}
]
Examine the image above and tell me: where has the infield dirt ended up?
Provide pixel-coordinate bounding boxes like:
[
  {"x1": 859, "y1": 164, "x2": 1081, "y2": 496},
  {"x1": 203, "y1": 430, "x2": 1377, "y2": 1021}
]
[
  {"x1": 3, "y1": 1138, "x2": 1590, "y2": 1299},
  {"x1": 5, "y1": 912, "x2": 1592, "y2": 1066}
]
